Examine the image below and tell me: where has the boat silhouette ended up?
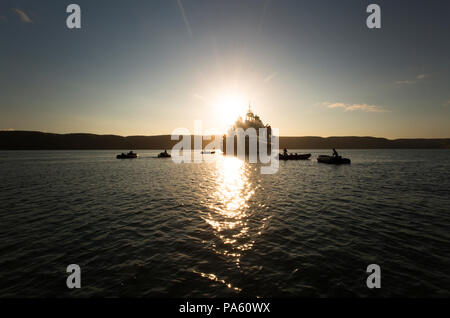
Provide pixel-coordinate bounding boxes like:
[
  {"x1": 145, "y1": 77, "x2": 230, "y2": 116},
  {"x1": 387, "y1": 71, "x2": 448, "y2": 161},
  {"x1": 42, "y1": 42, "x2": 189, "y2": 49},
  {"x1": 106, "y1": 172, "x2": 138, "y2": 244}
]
[
  {"x1": 317, "y1": 149, "x2": 351, "y2": 164},
  {"x1": 201, "y1": 148, "x2": 216, "y2": 154},
  {"x1": 116, "y1": 151, "x2": 138, "y2": 159},
  {"x1": 278, "y1": 153, "x2": 311, "y2": 160},
  {"x1": 158, "y1": 150, "x2": 171, "y2": 158}
]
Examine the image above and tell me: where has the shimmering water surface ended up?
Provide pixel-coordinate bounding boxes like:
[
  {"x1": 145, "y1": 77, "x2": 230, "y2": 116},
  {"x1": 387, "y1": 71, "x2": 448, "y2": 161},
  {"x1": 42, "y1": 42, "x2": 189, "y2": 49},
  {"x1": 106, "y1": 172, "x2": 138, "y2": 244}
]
[{"x1": 0, "y1": 150, "x2": 449, "y2": 297}]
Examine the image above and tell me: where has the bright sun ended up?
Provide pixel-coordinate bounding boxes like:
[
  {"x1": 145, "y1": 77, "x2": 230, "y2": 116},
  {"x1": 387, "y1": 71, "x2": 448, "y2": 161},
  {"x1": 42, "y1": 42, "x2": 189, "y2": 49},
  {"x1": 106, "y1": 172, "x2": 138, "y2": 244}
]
[{"x1": 215, "y1": 95, "x2": 247, "y2": 130}]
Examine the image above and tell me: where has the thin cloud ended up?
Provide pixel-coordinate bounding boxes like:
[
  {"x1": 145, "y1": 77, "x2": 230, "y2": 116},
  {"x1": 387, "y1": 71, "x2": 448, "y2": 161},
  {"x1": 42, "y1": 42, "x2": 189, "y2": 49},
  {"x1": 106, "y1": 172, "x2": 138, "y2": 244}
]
[
  {"x1": 323, "y1": 102, "x2": 389, "y2": 113},
  {"x1": 176, "y1": 0, "x2": 192, "y2": 37},
  {"x1": 264, "y1": 71, "x2": 277, "y2": 83},
  {"x1": 396, "y1": 74, "x2": 427, "y2": 85},
  {"x1": 12, "y1": 8, "x2": 33, "y2": 23}
]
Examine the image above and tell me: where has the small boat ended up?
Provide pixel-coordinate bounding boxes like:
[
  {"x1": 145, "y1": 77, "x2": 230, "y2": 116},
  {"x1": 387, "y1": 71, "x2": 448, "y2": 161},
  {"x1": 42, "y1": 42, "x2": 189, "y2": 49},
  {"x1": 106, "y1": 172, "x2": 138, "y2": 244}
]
[
  {"x1": 317, "y1": 155, "x2": 351, "y2": 164},
  {"x1": 116, "y1": 151, "x2": 138, "y2": 159},
  {"x1": 278, "y1": 153, "x2": 311, "y2": 161},
  {"x1": 201, "y1": 150, "x2": 216, "y2": 154},
  {"x1": 158, "y1": 150, "x2": 171, "y2": 158}
]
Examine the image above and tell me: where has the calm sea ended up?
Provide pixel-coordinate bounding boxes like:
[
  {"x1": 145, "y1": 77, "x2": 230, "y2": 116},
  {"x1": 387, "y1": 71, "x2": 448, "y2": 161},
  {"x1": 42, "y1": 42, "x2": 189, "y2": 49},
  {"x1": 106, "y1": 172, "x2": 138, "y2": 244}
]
[{"x1": 0, "y1": 149, "x2": 449, "y2": 297}]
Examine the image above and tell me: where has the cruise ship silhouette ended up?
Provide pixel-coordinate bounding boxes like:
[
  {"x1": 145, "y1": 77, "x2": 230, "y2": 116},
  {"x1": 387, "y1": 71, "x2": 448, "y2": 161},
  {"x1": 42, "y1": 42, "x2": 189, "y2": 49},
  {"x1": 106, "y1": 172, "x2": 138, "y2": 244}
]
[{"x1": 222, "y1": 105, "x2": 272, "y2": 157}]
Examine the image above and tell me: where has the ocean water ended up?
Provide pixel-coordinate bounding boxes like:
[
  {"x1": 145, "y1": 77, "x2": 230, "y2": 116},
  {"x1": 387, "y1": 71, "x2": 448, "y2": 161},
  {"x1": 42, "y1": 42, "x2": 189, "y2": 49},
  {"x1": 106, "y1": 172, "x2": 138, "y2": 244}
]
[{"x1": 0, "y1": 149, "x2": 449, "y2": 297}]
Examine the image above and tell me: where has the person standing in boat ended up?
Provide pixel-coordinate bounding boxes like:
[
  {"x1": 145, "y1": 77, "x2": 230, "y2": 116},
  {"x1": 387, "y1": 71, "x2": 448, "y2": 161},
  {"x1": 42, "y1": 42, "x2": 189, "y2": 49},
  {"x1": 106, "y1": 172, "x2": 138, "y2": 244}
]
[{"x1": 332, "y1": 148, "x2": 339, "y2": 157}]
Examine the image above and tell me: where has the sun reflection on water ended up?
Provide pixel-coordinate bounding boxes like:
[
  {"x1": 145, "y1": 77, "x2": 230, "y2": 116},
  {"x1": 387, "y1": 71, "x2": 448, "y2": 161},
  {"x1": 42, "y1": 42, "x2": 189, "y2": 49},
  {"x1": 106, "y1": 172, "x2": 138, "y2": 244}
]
[{"x1": 202, "y1": 156, "x2": 267, "y2": 267}]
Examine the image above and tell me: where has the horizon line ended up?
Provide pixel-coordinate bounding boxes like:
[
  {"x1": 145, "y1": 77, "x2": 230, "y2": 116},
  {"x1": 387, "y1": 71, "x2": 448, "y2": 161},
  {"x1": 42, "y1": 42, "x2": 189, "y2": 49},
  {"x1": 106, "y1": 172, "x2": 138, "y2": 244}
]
[{"x1": 1, "y1": 130, "x2": 450, "y2": 140}]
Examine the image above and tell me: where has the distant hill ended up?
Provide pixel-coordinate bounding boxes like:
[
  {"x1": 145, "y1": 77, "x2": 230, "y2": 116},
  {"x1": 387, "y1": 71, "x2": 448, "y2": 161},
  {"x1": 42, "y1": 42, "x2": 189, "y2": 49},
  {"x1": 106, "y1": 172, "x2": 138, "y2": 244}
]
[
  {"x1": 0, "y1": 131, "x2": 449, "y2": 150},
  {"x1": 279, "y1": 136, "x2": 450, "y2": 149}
]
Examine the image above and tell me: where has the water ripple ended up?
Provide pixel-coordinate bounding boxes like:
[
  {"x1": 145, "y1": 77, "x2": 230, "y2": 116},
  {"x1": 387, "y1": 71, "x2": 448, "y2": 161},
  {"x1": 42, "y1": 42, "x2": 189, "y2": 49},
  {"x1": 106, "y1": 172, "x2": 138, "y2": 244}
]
[{"x1": 0, "y1": 149, "x2": 449, "y2": 297}]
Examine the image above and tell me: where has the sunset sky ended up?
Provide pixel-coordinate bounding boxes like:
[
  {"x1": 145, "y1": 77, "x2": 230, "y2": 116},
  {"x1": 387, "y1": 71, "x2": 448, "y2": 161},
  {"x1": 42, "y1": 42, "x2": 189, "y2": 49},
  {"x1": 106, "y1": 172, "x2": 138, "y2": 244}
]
[{"x1": 1, "y1": 0, "x2": 449, "y2": 138}]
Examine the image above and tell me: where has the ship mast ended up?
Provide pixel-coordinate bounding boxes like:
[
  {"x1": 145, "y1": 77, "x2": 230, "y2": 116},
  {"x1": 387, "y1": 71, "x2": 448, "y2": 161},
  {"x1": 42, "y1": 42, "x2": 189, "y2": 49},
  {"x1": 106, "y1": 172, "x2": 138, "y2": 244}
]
[{"x1": 246, "y1": 102, "x2": 254, "y2": 122}]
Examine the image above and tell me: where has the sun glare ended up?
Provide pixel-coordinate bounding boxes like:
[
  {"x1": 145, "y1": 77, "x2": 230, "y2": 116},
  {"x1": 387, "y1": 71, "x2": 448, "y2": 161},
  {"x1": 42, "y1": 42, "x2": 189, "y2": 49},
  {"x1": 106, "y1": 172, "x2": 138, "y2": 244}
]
[{"x1": 215, "y1": 95, "x2": 247, "y2": 131}]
